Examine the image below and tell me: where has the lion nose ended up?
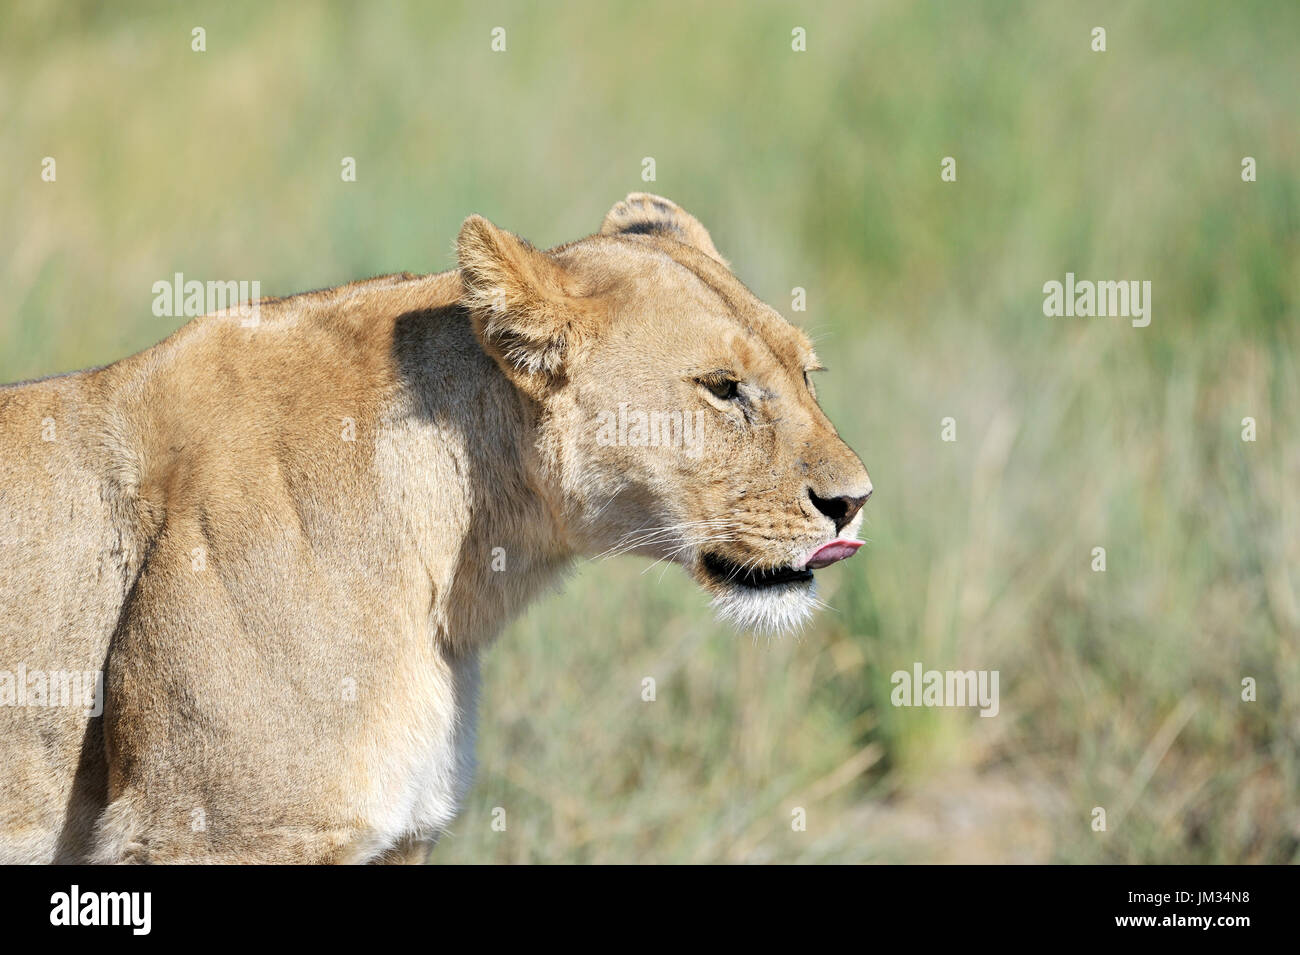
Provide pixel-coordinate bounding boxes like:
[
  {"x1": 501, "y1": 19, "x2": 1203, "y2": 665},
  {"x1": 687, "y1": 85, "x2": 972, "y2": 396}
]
[{"x1": 808, "y1": 485, "x2": 872, "y2": 533}]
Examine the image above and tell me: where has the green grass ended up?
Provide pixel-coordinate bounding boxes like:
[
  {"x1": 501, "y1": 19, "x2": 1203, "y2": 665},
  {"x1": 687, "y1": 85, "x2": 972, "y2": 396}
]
[{"x1": 2, "y1": 0, "x2": 1296, "y2": 862}]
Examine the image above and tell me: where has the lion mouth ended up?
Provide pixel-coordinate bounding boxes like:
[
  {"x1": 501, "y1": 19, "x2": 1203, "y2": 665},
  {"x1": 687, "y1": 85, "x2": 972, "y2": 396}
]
[{"x1": 700, "y1": 552, "x2": 814, "y2": 590}]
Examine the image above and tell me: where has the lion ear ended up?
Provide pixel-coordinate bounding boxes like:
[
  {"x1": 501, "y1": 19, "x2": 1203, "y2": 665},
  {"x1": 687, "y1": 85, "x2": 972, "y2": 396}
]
[
  {"x1": 600, "y1": 193, "x2": 728, "y2": 267},
  {"x1": 457, "y1": 214, "x2": 595, "y2": 396}
]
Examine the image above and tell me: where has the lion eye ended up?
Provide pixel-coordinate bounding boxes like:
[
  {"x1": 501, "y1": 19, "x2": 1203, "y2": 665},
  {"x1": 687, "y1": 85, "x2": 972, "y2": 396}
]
[{"x1": 698, "y1": 374, "x2": 740, "y2": 402}]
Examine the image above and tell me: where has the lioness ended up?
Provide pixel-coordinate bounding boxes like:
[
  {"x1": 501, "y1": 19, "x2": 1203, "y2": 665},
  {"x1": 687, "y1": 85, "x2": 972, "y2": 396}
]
[{"x1": 0, "y1": 194, "x2": 871, "y2": 863}]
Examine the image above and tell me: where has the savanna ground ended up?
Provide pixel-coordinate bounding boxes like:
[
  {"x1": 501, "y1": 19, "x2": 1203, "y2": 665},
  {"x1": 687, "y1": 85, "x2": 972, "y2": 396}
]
[{"x1": 1, "y1": 1, "x2": 1296, "y2": 863}]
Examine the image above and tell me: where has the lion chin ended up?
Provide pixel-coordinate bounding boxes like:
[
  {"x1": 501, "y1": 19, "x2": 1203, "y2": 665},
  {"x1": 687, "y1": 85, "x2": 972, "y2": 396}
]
[{"x1": 708, "y1": 579, "x2": 820, "y2": 636}]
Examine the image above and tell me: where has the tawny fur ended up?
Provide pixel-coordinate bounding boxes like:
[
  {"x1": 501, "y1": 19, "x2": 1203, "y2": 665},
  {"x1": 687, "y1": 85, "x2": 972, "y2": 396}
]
[{"x1": 0, "y1": 194, "x2": 869, "y2": 863}]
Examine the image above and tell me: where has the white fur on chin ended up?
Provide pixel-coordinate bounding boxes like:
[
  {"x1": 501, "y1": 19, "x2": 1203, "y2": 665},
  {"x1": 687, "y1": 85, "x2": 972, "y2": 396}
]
[{"x1": 710, "y1": 579, "x2": 818, "y2": 636}]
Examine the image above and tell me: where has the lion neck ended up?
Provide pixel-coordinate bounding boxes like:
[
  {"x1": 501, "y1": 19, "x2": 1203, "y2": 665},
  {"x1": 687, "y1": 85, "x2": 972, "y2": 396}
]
[{"x1": 384, "y1": 301, "x2": 576, "y2": 656}]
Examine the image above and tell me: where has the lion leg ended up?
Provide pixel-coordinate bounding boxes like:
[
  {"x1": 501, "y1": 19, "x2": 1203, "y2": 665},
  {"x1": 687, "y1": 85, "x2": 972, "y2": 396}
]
[
  {"x1": 90, "y1": 793, "x2": 379, "y2": 864},
  {"x1": 370, "y1": 835, "x2": 436, "y2": 865}
]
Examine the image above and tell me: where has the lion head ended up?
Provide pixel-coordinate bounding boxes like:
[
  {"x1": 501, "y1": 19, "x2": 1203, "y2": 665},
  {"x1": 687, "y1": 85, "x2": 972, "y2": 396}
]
[{"x1": 458, "y1": 193, "x2": 872, "y2": 633}]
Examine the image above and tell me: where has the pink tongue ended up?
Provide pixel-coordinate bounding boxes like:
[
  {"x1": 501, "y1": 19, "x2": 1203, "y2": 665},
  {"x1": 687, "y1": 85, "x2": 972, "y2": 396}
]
[{"x1": 806, "y1": 539, "x2": 863, "y2": 569}]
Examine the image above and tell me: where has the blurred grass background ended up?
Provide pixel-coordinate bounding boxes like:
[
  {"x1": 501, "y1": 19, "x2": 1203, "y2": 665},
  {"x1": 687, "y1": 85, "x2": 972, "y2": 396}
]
[{"x1": 2, "y1": 0, "x2": 1296, "y2": 862}]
